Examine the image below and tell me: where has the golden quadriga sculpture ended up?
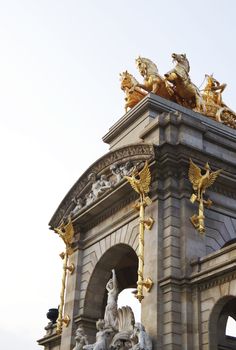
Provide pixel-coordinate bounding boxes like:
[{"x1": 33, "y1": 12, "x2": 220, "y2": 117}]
[
  {"x1": 120, "y1": 53, "x2": 236, "y2": 129},
  {"x1": 124, "y1": 161, "x2": 154, "y2": 302},
  {"x1": 188, "y1": 159, "x2": 221, "y2": 234},
  {"x1": 54, "y1": 216, "x2": 75, "y2": 334}
]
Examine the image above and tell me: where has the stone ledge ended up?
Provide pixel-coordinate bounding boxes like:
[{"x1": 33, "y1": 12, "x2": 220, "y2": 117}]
[
  {"x1": 37, "y1": 331, "x2": 61, "y2": 346},
  {"x1": 103, "y1": 93, "x2": 236, "y2": 146}
]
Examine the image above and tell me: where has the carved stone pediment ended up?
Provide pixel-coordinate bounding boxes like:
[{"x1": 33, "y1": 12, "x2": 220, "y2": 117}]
[{"x1": 49, "y1": 143, "x2": 156, "y2": 229}]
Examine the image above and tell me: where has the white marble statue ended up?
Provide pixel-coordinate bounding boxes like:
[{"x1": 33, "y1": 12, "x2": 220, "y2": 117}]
[
  {"x1": 73, "y1": 327, "x2": 88, "y2": 350},
  {"x1": 87, "y1": 173, "x2": 112, "y2": 203},
  {"x1": 104, "y1": 269, "x2": 119, "y2": 331},
  {"x1": 71, "y1": 197, "x2": 85, "y2": 217},
  {"x1": 83, "y1": 319, "x2": 113, "y2": 350},
  {"x1": 110, "y1": 162, "x2": 133, "y2": 184},
  {"x1": 130, "y1": 323, "x2": 152, "y2": 350}
]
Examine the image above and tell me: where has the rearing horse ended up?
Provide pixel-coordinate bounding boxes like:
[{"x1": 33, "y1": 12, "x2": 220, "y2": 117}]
[
  {"x1": 164, "y1": 53, "x2": 205, "y2": 112},
  {"x1": 136, "y1": 56, "x2": 175, "y2": 101}
]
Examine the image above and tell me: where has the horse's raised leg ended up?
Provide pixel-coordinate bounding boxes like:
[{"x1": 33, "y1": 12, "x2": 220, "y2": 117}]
[
  {"x1": 195, "y1": 93, "x2": 206, "y2": 113},
  {"x1": 152, "y1": 82, "x2": 159, "y2": 94}
]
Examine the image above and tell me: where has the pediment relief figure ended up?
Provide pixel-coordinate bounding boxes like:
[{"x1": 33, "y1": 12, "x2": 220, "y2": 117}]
[{"x1": 49, "y1": 144, "x2": 155, "y2": 228}]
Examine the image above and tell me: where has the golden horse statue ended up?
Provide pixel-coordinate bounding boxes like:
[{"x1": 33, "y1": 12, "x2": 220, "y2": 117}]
[
  {"x1": 164, "y1": 53, "x2": 205, "y2": 113},
  {"x1": 120, "y1": 71, "x2": 147, "y2": 112},
  {"x1": 136, "y1": 56, "x2": 175, "y2": 101}
]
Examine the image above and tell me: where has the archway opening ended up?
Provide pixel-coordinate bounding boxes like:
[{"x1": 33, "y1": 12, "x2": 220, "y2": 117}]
[
  {"x1": 209, "y1": 296, "x2": 236, "y2": 349},
  {"x1": 83, "y1": 243, "x2": 138, "y2": 340},
  {"x1": 226, "y1": 316, "x2": 236, "y2": 337},
  {"x1": 118, "y1": 288, "x2": 141, "y2": 322}
]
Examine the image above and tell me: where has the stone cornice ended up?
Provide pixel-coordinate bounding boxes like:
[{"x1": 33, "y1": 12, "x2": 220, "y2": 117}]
[
  {"x1": 190, "y1": 243, "x2": 236, "y2": 290},
  {"x1": 191, "y1": 242, "x2": 236, "y2": 268},
  {"x1": 103, "y1": 93, "x2": 236, "y2": 145},
  {"x1": 73, "y1": 315, "x2": 97, "y2": 328},
  {"x1": 37, "y1": 331, "x2": 61, "y2": 346},
  {"x1": 158, "y1": 244, "x2": 236, "y2": 291}
]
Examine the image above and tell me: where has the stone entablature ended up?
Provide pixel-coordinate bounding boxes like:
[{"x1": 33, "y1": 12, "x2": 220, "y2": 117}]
[{"x1": 191, "y1": 242, "x2": 236, "y2": 289}]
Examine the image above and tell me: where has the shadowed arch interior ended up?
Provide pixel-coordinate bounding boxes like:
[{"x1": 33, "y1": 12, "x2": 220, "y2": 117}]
[
  {"x1": 209, "y1": 296, "x2": 236, "y2": 349},
  {"x1": 83, "y1": 243, "x2": 138, "y2": 323}
]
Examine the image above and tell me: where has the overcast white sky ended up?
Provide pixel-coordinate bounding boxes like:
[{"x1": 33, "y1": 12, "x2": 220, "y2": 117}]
[{"x1": 0, "y1": 1, "x2": 236, "y2": 349}]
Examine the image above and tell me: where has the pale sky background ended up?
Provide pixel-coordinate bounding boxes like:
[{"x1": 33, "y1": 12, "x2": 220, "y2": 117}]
[{"x1": 0, "y1": 1, "x2": 236, "y2": 349}]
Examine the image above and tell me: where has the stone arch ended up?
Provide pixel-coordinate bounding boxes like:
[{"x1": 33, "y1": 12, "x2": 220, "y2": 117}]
[
  {"x1": 209, "y1": 295, "x2": 236, "y2": 349},
  {"x1": 78, "y1": 243, "x2": 138, "y2": 341},
  {"x1": 206, "y1": 213, "x2": 236, "y2": 254},
  {"x1": 78, "y1": 221, "x2": 139, "y2": 315},
  {"x1": 83, "y1": 243, "x2": 138, "y2": 322}
]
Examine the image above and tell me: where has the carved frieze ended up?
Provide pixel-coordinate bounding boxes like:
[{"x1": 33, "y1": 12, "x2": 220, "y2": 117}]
[{"x1": 49, "y1": 144, "x2": 155, "y2": 229}]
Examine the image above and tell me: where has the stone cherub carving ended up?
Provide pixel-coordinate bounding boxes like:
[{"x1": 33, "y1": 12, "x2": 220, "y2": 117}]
[
  {"x1": 83, "y1": 319, "x2": 113, "y2": 350},
  {"x1": 104, "y1": 269, "x2": 119, "y2": 331},
  {"x1": 73, "y1": 327, "x2": 88, "y2": 350},
  {"x1": 71, "y1": 197, "x2": 85, "y2": 217},
  {"x1": 130, "y1": 323, "x2": 152, "y2": 350},
  {"x1": 110, "y1": 161, "x2": 133, "y2": 184},
  {"x1": 86, "y1": 173, "x2": 112, "y2": 205}
]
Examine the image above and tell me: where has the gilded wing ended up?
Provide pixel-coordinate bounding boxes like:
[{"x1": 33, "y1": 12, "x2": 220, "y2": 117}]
[
  {"x1": 124, "y1": 175, "x2": 140, "y2": 195},
  {"x1": 188, "y1": 159, "x2": 202, "y2": 190},
  {"x1": 204, "y1": 169, "x2": 222, "y2": 189},
  {"x1": 54, "y1": 217, "x2": 74, "y2": 246},
  {"x1": 139, "y1": 161, "x2": 151, "y2": 193}
]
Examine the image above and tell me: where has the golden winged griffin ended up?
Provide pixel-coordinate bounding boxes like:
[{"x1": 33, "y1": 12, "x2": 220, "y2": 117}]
[
  {"x1": 54, "y1": 216, "x2": 75, "y2": 255},
  {"x1": 124, "y1": 161, "x2": 152, "y2": 207},
  {"x1": 120, "y1": 53, "x2": 236, "y2": 129},
  {"x1": 188, "y1": 159, "x2": 222, "y2": 234},
  {"x1": 124, "y1": 161, "x2": 154, "y2": 302}
]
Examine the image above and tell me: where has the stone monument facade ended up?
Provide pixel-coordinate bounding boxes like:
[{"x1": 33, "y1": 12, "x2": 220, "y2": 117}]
[{"x1": 38, "y1": 91, "x2": 236, "y2": 350}]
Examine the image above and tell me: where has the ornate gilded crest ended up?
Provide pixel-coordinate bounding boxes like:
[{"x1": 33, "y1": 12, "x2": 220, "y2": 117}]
[{"x1": 188, "y1": 159, "x2": 222, "y2": 234}]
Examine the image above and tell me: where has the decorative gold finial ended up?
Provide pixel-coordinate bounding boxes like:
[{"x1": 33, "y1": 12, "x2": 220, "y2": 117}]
[
  {"x1": 188, "y1": 159, "x2": 222, "y2": 234},
  {"x1": 124, "y1": 161, "x2": 154, "y2": 302},
  {"x1": 53, "y1": 216, "x2": 75, "y2": 334}
]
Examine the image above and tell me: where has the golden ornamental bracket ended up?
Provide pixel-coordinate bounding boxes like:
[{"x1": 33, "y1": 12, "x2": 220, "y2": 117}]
[
  {"x1": 188, "y1": 159, "x2": 222, "y2": 234},
  {"x1": 125, "y1": 161, "x2": 154, "y2": 302},
  {"x1": 53, "y1": 216, "x2": 75, "y2": 334}
]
